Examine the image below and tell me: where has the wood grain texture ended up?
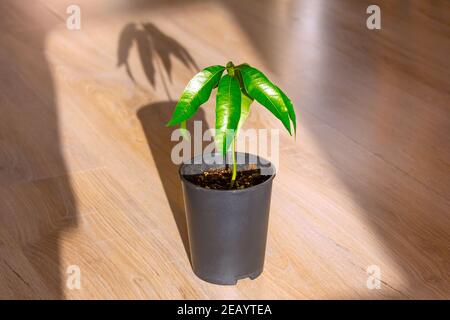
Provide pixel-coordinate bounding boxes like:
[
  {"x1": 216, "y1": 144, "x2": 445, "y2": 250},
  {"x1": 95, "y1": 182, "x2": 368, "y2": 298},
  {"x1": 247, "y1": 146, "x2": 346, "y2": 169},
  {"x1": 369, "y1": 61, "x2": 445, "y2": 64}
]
[{"x1": 0, "y1": 0, "x2": 449, "y2": 299}]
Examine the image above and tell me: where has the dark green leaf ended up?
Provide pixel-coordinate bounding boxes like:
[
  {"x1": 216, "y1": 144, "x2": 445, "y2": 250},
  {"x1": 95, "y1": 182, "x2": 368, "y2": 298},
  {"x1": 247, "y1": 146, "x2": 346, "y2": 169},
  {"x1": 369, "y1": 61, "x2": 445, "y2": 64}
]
[
  {"x1": 239, "y1": 65, "x2": 292, "y2": 135},
  {"x1": 234, "y1": 69, "x2": 250, "y2": 97},
  {"x1": 215, "y1": 75, "x2": 241, "y2": 155},
  {"x1": 234, "y1": 69, "x2": 253, "y2": 132},
  {"x1": 167, "y1": 65, "x2": 225, "y2": 126}
]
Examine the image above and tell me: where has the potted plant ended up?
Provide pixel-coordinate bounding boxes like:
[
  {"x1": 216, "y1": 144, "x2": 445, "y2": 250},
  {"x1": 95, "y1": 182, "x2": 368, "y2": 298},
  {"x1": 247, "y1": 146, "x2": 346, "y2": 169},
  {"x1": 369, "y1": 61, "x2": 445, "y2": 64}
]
[{"x1": 167, "y1": 61, "x2": 296, "y2": 285}]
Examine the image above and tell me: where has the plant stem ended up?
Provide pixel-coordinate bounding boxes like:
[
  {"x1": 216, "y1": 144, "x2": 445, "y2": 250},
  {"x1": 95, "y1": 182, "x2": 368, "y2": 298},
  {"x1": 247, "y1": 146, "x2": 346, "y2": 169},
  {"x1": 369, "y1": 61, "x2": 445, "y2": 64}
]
[
  {"x1": 231, "y1": 138, "x2": 237, "y2": 186},
  {"x1": 226, "y1": 61, "x2": 235, "y2": 77}
]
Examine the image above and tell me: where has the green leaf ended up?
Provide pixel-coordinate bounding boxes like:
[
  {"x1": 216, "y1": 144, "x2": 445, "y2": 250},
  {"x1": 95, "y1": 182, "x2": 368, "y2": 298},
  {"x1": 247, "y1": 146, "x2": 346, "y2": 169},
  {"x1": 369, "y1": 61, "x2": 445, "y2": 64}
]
[
  {"x1": 167, "y1": 65, "x2": 225, "y2": 126},
  {"x1": 235, "y1": 68, "x2": 251, "y2": 100},
  {"x1": 237, "y1": 91, "x2": 253, "y2": 132},
  {"x1": 215, "y1": 75, "x2": 241, "y2": 155},
  {"x1": 239, "y1": 65, "x2": 292, "y2": 135},
  {"x1": 234, "y1": 69, "x2": 253, "y2": 133},
  {"x1": 276, "y1": 86, "x2": 297, "y2": 134}
]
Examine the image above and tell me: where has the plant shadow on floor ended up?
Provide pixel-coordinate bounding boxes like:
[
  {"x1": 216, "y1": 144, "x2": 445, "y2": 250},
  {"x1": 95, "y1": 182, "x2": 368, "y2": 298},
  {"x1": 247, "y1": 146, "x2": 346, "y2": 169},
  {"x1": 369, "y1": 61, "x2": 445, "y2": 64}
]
[{"x1": 118, "y1": 21, "x2": 203, "y2": 261}]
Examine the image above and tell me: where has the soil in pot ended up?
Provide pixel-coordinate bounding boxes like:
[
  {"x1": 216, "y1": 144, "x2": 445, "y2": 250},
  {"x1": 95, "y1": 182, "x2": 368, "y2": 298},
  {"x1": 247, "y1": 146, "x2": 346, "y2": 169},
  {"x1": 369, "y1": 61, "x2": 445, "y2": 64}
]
[{"x1": 183, "y1": 167, "x2": 271, "y2": 190}]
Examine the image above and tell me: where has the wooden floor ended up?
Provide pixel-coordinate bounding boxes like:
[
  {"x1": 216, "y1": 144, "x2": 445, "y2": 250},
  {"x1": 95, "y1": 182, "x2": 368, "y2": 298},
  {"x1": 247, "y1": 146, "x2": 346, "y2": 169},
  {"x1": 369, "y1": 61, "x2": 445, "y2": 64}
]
[{"x1": 0, "y1": 0, "x2": 449, "y2": 299}]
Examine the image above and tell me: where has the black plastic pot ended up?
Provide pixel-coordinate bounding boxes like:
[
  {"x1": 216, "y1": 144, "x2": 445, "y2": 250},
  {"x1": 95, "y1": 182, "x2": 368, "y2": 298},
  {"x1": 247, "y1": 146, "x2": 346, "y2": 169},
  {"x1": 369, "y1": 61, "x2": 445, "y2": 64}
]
[{"x1": 179, "y1": 152, "x2": 276, "y2": 285}]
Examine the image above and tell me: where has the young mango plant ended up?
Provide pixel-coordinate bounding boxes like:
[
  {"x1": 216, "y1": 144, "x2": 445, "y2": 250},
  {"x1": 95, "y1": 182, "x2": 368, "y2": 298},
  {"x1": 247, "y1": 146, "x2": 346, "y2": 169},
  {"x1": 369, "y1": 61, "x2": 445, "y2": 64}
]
[{"x1": 167, "y1": 61, "x2": 296, "y2": 186}]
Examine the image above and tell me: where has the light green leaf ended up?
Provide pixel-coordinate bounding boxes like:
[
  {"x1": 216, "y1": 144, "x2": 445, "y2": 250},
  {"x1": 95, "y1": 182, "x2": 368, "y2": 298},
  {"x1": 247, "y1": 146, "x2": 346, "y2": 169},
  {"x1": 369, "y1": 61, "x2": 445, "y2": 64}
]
[
  {"x1": 239, "y1": 64, "x2": 292, "y2": 135},
  {"x1": 237, "y1": 92, "x2": 253, "y2": 133},
  {"x1": 276, "y1": 86, "x2": 297, "y2": 134},
  {"x1": 215, "y1": 75, "x2": 241, "y2": 155},
  {"x1": 167, "y1": 65, "x2": 225, "y2": 126}
]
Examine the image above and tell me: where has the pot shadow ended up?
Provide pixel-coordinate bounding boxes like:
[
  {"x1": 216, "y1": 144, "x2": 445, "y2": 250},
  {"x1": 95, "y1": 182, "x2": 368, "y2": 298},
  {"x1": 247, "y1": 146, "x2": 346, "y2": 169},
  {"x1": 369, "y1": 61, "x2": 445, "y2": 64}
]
[{"x1": 137, "y1": 102, "x2": 210, "y2": 261}]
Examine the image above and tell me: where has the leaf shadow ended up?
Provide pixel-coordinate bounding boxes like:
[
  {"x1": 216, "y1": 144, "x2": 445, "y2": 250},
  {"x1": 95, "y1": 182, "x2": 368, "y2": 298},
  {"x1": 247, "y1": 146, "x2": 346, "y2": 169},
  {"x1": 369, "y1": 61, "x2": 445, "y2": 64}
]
[{"x1": 117, "y1": 22, "x2": 198, "y2": 95}]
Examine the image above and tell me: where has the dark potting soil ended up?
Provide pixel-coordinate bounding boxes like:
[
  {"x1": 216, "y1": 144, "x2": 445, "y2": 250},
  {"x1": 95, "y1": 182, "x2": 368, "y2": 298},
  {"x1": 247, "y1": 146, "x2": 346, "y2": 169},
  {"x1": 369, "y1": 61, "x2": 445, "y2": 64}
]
[{"x1": 183, "y1": 167, "x2": 271, "y2": 190}]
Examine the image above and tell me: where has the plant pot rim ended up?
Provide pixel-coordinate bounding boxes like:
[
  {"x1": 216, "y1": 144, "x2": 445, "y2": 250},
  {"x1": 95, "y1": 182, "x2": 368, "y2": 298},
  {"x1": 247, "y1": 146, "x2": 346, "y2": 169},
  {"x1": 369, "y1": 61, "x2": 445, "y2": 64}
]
[{"x1": 179, "y1": 152, "x2": 276, "y2": 194}]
